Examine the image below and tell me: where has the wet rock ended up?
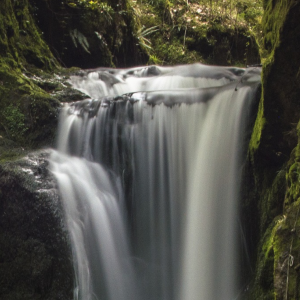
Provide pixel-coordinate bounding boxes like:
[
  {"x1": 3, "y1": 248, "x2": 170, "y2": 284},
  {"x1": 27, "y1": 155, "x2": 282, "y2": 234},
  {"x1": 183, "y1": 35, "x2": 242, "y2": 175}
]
[
  {"x1": 52, "y1": 87, "x2": 90, "y2": 103},
  {"x1": 0, "y1": 150, "x2": 73, "y2": 300}
]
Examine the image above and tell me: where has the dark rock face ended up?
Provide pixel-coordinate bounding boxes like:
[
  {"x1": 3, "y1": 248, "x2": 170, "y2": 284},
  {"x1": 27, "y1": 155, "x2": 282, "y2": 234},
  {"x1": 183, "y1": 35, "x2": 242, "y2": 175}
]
[
  {"x1": 29, "y1": 0, "x2": 148, "y2": 68},
  {"x1": 0, "y1": 151, "x2": 73, "y2": 300},
  {"x1": 251, "y1": 0, "x2": 300, "y2": 166},
  {"x1": 185, "y1": 27, "x2": 260, "y2": 66},
  {"x1": 260, "y1": 0, "x2": 300, "y2": 164}
]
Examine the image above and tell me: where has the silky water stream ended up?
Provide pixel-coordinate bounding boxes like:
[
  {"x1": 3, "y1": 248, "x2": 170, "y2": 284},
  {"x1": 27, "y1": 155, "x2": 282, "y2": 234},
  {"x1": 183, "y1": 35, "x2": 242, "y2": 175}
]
[{"x1": 50, "y1": 64, "x2": 261, "y2": 300}]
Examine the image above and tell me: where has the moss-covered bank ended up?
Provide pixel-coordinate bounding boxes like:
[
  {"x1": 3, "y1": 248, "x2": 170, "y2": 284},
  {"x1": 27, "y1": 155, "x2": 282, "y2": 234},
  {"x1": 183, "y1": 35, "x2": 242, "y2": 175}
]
[
  {"x1": 245, "y1": 0, "x2": 300, "y2": 298},
  {"x1": 0, "y1": 0, "x2": 61, "y2": 148}
]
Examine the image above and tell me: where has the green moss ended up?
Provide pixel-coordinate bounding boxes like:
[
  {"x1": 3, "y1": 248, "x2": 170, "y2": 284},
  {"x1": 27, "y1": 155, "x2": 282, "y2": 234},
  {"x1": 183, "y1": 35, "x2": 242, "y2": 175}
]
[
  {"x1": 0, "y1": 151, "x2": 24, "y2": 163},
  {"x1": 248, "y1": 123, "x2": 300, "y2": 299},
  {"x1": 0, "y1": 61, "x2": 61, "y2": 147},
  {"x1": 247, "y1": 3, "x2": 300, "y2": 296},
  {"x1": 0, "y1": 0, "x2": 57, "y2": 70},
  {"x1": 285, "y1": 162, "x2": 300, "y2": 205},
  {"x1": 1, "y1": 105, "x2": 28, "y2": 139},
  {"x1": 245, "y1": 220, "x2": 276, "y2": 300},
  {"x1": 262, "y1": 0, "x2": 291, "y2": 55},
  {"x1": 248, "y1": 205, "x2": 300, "y2": 300},
  {"x1": 0, "y1": 0, "x2": 63, "y2": 148},
  {"x1": 0, "y1": 135, "x2": 27, "y2": 163},
  {"x1": 23, "y1": 93, "x2": 60, "y2": 146}
]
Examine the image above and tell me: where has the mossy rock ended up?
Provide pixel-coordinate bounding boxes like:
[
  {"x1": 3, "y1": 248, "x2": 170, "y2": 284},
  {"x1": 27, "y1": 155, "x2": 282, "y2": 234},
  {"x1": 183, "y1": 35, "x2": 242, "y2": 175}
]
[
  {"x1": 0, "y1": 65, "x2": 61, "y2": 147},
  {"x1": 246, "y1": 2, "x2": 300, "y2": 296},
  {"x1": 0, "y1": 0, "x2": 57, "y2": 71}
]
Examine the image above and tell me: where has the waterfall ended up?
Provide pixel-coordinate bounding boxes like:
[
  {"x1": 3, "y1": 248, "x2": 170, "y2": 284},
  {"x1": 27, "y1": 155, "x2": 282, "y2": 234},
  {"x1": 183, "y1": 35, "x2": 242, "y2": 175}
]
[{"x1": 50, "y1": 63, "x2": 261, "y2": 300}]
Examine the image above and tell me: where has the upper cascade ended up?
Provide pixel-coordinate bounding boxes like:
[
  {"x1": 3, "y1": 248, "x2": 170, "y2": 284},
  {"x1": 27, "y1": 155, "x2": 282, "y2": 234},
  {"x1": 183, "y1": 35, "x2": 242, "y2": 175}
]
[{"x1": 69, "y1": 63, "x2": 261, "y2": 100}]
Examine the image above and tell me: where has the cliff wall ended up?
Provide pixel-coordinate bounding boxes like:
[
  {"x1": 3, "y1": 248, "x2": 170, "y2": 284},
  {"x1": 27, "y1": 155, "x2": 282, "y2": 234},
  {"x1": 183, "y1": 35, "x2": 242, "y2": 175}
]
[{"x1": 245, "y1": 0, "x2": 300, "y2": 298}]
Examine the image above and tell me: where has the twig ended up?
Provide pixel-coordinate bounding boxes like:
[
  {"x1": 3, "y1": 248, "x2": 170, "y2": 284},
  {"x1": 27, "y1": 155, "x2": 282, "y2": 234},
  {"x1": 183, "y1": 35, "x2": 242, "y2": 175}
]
[
  {"x1": 183, "y1": 25, "x2": 187, "y2": 49},
  {"x1": 0, "y1": 122, "x2": 10, "y2": 137},
  {"x1": 286, "y1": 238, "x2": 294, "y2": 300},
  {"x1": 285, "y1": 205, "x2": 300, "y2": 299}
]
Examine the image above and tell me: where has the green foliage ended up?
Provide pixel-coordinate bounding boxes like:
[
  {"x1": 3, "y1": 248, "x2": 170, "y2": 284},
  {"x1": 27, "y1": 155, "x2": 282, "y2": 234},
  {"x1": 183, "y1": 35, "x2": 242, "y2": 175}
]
[
  {"x1": 67, "y1": 0, "x2": 114, "y2": 20},
  {"x1": 140, "y1": 0, "x2": 263, "y2": 26},
  {"x1": 70, "y1": 29, "x2": 91, "y2": 53},
  {"x1": 132, "y1": 0, "x2": 262, "y2": 65},
  {"x1": 150, "y1": 36, "x2": 202, "y2": 65},
  {"x1": 135, "y1": 25, "x2": 159, "y2": 49}
]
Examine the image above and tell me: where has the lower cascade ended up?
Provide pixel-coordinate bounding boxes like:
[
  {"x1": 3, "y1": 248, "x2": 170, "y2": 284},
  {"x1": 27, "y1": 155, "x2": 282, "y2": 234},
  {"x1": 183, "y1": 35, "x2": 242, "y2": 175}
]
[{"x1": 50, "y1": 64, "x2": 261, "y2": 300}]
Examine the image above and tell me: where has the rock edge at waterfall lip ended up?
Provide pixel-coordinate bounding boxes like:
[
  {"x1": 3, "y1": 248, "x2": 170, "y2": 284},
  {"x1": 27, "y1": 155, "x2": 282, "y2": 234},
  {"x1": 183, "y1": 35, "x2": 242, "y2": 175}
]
[{"x1": 0, "y1": 149, "x2": 58, "y2": 197}]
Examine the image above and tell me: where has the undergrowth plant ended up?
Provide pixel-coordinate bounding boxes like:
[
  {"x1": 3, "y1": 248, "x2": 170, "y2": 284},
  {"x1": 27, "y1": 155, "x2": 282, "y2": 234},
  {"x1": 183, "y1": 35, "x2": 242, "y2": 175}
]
[
  {"x1": 131, "y1": 0, "x2": 263, "y2": 65},
  {"x1": 66, "y1": 0, "x2": 114, "y2": 23}
]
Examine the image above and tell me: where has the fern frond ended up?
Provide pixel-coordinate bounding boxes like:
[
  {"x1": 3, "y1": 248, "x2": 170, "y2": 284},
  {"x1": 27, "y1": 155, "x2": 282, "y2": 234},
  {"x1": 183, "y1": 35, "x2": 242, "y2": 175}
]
[{"x1": 70, "y1": 29, "x2": 91, "y2": 54}]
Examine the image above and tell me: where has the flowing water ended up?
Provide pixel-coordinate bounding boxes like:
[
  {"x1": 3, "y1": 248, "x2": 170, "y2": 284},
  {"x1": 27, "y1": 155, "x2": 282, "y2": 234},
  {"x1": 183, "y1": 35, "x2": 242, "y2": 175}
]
[{"x1": 50, "y1": 64, "x2": 261, "y2": 300}]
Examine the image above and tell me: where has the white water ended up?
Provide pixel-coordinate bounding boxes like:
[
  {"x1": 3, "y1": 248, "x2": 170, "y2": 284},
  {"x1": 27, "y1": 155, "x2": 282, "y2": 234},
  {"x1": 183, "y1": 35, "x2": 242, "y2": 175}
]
[{"x1": 50, "y1": 63, "x2": 261, "y2": 300}]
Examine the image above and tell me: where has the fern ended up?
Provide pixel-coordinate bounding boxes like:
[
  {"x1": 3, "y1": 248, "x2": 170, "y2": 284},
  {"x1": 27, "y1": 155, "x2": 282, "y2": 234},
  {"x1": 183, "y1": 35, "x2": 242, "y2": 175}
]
[
  {"x1": 70, "y1": 29, "x2": 91, "y2": 54},
  {"x1": 136, "y1": 25, "x2": 159, "y2": 50}
]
